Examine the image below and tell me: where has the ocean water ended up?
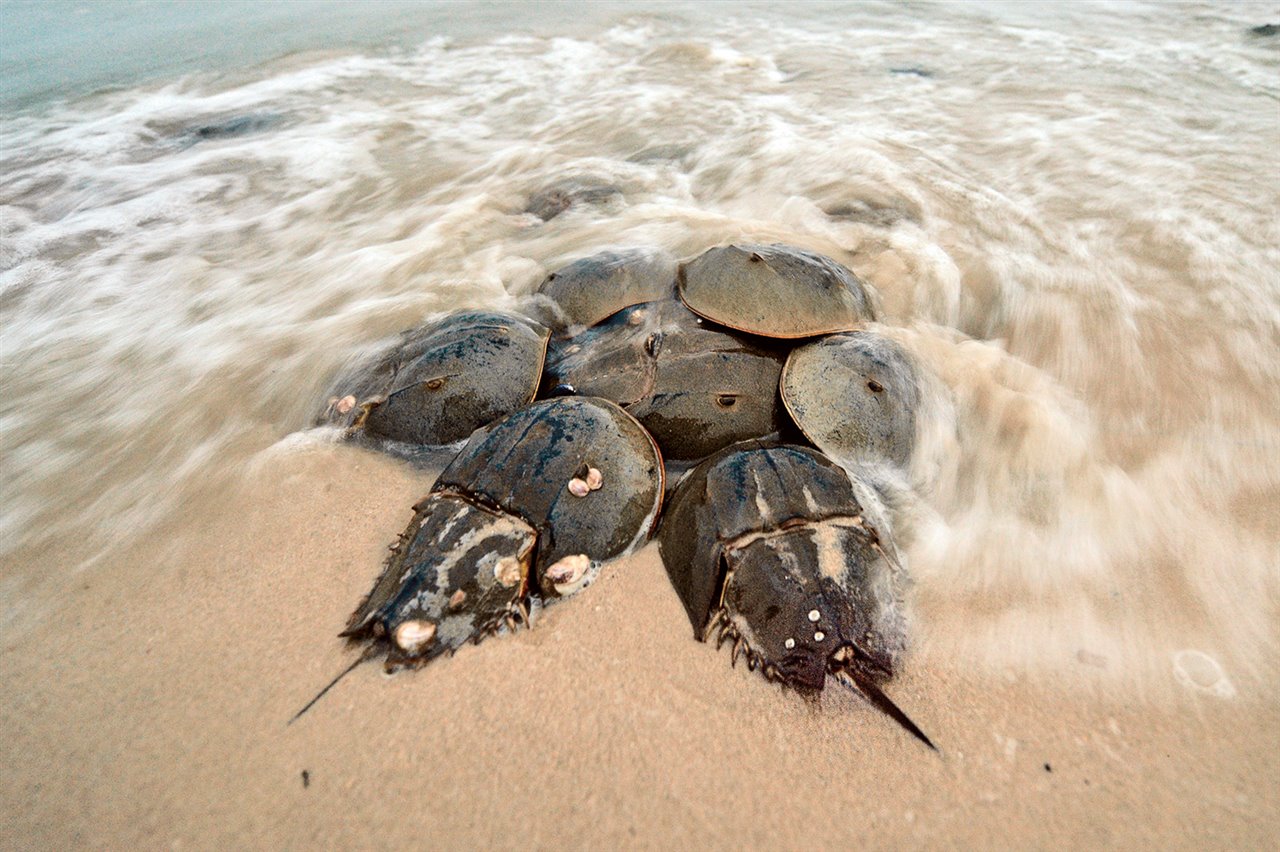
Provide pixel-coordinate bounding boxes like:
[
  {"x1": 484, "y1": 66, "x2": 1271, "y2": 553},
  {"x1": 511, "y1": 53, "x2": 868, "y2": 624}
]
[{"x1": 1, "y1": 0, "x2": 1277, "y2": 692}]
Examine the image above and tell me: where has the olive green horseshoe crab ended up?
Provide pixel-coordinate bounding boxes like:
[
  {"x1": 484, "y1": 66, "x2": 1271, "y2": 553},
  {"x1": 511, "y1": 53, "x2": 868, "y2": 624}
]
[{"x1": 299, "y1": 242, "x2": 935, "y2": 749}]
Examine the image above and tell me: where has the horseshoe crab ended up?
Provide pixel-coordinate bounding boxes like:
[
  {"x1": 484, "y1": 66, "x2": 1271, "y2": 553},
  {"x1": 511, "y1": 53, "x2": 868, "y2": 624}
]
[
  {"x1": 678, "y1": 243, "x2": 877, "y2": 338},
  {"x1": 544, "y1": 299, "x2": 791, "y2": 461},
  {"x1": 300, "y1": 240, "x2": 935, "y2": 749},
  {"x1": 535, "y1": 248, "x2": 677, "y2": 330},
  {"x1": 781, "y1": 330, "x2": 921, "y2": 470},
  {"x1": 318, "y1": 310, "x2": 549, "y2": 449},
  {"x1": 343, "y1": 396, "x2": 662, "y2": 670},
  {"x1": 658, "y1": 441, "x2": 933, "y2": 748}
]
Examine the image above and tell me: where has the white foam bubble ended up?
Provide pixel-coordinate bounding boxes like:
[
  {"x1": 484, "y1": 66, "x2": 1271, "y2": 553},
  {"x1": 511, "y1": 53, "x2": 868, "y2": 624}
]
[{"x1": 1172, "y1": 650, "x2": 1236, "y2": 699}]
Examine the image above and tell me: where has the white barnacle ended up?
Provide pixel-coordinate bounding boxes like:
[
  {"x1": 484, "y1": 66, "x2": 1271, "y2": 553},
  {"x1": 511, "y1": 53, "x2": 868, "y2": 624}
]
[
  {"x1": 814, "y1": 631, "x2": 825, "y2": 642},
  {"x1": 585, "y1": 467, "x2": 603, "y2": 491},
  {"x1": 545, "y1": 553, "x2": 591, "y2": 596},
  {"x1": 784, "y1": 638, "x2": 796, "y2": 650},
  {"x1": 568, "y1": 477, "x2": 591, "y2": 497},
  {"x1": 393, "y1": 619, "x2": 436, "y2": 655},
  {"x1": 807, "y1": 609, "x2": 820, "y2": 623},
  {"x1": 493, "y1": 556, "x2": 522, "y2": 587}
]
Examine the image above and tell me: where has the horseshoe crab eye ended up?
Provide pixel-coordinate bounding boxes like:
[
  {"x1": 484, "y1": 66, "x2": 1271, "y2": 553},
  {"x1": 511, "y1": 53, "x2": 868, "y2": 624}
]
[
  {"x1": 716, "y1": 394, "x2": 738, "y2": 408},
  {"x1": 866, "y1": 379, "x2": 883, "y2": 393},
  {"x1": 425, "y1": 377, "x2": 447, "y2": 391}
]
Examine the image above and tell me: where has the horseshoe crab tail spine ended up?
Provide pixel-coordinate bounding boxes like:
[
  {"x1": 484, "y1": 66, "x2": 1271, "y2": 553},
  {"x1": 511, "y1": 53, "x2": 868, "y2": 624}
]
[
  {"x1": 834, "y1": 670, "x2": 937, "y2": 752},
  {"x1": 288, "y1": 644, "x2": 383, "y2": 726}
]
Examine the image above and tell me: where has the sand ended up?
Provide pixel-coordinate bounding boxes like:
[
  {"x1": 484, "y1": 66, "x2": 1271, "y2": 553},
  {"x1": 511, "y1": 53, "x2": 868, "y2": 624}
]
[{"x1": 2, "y1": 441, "x2": 1274, "y2": 850}]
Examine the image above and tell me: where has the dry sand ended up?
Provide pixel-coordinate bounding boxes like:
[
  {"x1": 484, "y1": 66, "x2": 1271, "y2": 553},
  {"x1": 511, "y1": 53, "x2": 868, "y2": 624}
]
[{"x1": 2, "y1": 442, "x2": 1275, "y2": 849}]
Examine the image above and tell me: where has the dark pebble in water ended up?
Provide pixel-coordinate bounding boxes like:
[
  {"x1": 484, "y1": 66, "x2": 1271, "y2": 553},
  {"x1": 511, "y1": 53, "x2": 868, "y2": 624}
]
[
  {"x1": 626, "y1": 143, "x2": 693, "y2": 165},
  {"x1": 525, "y1": 177, "x2": 621, "y2": 221},
  {"x1": 825, "y1": 199, "x2": 920, "y2": 227},
  {"x1": 889, "y1": 66, "x2": 934, "y2": 78},
  {"x1": 1248, "y1": 23, "x2": 1278, "y2": 36},
  {"x1": 301, "y1": 769, "x2": 310, "y2": 788},
  {"x1": 187, "y1": 112, "x2": 282, "y2": 142}
]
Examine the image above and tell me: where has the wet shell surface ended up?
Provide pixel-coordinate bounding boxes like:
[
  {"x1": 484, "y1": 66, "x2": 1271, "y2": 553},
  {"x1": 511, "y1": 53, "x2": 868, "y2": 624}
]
[
  {"x1": 678, "y1": 243, "x2": 876, "y2": 339},
  {"x1": 344, "y1": 492, "x2": 538, "y2": 668},
  {"x1": 320, "y1": 310, "x2": 550, "y2": 447},
  {"x1": 344, "y1": 396, "x2": 663, "y2": 669},
  {"x1": 536, "y1": 248, "x2": 677, "y2": 330},
  {"x1": 780, "y1": 331, "x2": 921, "y2": 469},
  {"x1": 436, "y1": 396, "x2": 664, "y2": 585},
  {"x1": 544, "y1": 299, "x2": 790, "y2": 460},
  {"x1": 657, "y1": 441, "x2": 905, "y2": 690}
]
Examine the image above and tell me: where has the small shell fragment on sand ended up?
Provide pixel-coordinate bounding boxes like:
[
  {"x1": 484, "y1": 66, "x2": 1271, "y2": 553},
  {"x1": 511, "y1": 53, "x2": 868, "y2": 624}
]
[
  {"x1": 585, "y1": 467, "x2": 603, "y2": 491},
  {"x1": 393, "y1": 619, "x2": 437, "y2": 654},
  {"x1": 449, "y1": 589, "x2": 468, "y2": 610},
  {"x1": 568, "y1": 477, "x2": 591, "y2": 497},
  {"x1": 336, "y1": 395, "x2": 356, "y2": 414}
]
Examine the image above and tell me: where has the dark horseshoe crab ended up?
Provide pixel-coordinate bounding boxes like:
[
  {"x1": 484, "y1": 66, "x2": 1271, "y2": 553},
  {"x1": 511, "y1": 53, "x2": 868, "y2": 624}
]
[
  {"x1": 544, "y1": 299, "x2": 792, "y2": 462},
  {"x1": 534, "y1": 248, "x2": 677, "y2": 331},
  {"x1": 294, "y1": 396, "x2": 662, "y2": 719},
  {"x1": 678, "y1": 243, "x2": 877, "y2": 338},
  {"x1": 317, "y1": 310, "x2": 549, "y2": 450},
  {"x1": 781, "y1": 330, "x2": 922, "y2": 470},
  {"x1": 345, "y1": 394, "x2": 663, "y2": 665},
  {"x1": 658, "y1": 441, "x2": 933, "y2": 749}
]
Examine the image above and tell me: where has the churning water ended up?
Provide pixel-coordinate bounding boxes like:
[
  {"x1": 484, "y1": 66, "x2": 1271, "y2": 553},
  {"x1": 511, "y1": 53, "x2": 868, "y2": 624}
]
[{"x1": 2, "y1": 0, "x2": 1277, "y2": 693}]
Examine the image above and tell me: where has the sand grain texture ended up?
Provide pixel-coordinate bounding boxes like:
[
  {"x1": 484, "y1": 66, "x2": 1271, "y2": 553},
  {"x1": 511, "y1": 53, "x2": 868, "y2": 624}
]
[{"x1": 2, "y1": 445, "x2": 1274, "y2": 849}]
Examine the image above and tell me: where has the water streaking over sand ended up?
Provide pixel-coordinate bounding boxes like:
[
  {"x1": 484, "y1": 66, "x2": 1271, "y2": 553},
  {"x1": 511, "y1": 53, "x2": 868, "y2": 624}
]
[{"x1": 1, "y1": 0, "x2": 1277, "y2": 707}]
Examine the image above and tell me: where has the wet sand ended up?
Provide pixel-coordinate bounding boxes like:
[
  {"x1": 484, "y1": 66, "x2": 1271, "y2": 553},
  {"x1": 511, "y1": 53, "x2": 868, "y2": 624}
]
[{"x1": 3, "y1": 443, "x2": 1274, "y2": 849}]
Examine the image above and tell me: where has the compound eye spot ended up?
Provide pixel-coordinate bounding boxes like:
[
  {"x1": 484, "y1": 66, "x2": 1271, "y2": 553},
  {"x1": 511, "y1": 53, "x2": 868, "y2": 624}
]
[
  {"x1": 425, "y1": 377, "x2": 447, "y2": 391},
  {"x1": 716, "y1": 394, "x2": 739, "y2": 409},
  {"x1": 867, "y1": 379, "x2": 884, "y2": 393}
]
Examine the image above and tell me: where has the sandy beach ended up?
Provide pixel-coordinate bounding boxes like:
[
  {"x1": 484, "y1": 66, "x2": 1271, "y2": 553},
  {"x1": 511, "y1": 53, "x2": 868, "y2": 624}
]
[
  {"x1": 3, "y1": 443, "x2": 1274, "y2": 848},
  {"x1": 3, "y1": 2, "x2": 1278, "y2": 848}
]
